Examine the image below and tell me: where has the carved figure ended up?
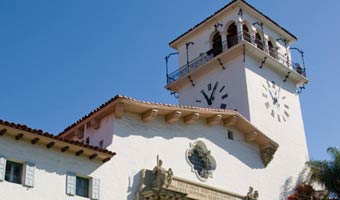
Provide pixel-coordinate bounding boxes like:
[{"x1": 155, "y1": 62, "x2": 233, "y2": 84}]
[
  {"x1": 166, "y1": 168, "x2": 173, "y2": 187},
  {"x1": 152, "y1": 158, "x2": 174, "y2": 189},
  {"x1": 245, "y1": 187, "x2": 259, "y2": 200},
  {"x1": 261, "y1": 147, "x2": 276, "y2": 166}
]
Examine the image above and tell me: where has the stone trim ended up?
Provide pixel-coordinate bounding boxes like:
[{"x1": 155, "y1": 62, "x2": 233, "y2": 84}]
[{"x1": 136, "y1": 166, "x2": 249, "y2": 200}]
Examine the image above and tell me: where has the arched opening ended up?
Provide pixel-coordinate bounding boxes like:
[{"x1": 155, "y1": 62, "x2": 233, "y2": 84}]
[
  {"x1": 268, "y1": 40, "x2": 277, "y2": 58},
  {"x1": 211, "y1": 32, "x2": 223, "y2": 57},
  {"x1": 227, "y1": 22, "x2": 238, "y2": 48},
  {"x1": 243, "y1": 24, "x2": 251, "y2": 43},
  {"x1": 255, "y1": 33, "x2": 263, "y2": 50}
]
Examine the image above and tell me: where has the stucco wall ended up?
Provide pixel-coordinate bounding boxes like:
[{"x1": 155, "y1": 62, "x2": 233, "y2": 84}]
[
  {"x1": 109, "y1": 112, "x2": 263, "y2": 200},
  {"x1": 244, "y1": 55, "x2": 309, "y2": 198}
]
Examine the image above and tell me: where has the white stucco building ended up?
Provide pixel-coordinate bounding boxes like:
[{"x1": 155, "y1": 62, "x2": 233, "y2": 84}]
[{"x1": 0, "y1": 0, "x2": 309, "y2": 199}]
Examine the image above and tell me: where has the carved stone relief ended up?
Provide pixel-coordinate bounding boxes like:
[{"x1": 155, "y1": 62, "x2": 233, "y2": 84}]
[{"x1": 136, "y1": 161, "x2": 259, "y2": 200}]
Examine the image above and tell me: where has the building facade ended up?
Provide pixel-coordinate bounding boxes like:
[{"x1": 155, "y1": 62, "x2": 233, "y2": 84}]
[{"x1": 0, "y1": 0, "x2": 309, "y2": 200}]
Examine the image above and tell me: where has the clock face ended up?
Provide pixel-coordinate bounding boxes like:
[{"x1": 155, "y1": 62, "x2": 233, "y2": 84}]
[
  {"x1": 262, "y1": 80, "x2": 290, "y2": 122},
  {"x1": 196, "y1": 81, "x2": 229, "y2": 109}
]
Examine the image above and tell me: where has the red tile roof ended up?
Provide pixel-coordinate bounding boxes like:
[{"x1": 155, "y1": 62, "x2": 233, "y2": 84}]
[
  {"x1": 0, "y1": 119, "x2": 115, "y2": 156},
  {"x1": 169, "y1": 0, "x2": 297, "y2": 46},
  {"x1": 58, "y1": 95, "x2": 238, "y2": 137}
]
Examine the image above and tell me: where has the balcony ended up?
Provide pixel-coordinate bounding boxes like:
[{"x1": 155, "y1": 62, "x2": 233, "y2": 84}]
[{"x1": 166, "y1": 33, "x2": 307, "y2": 86}]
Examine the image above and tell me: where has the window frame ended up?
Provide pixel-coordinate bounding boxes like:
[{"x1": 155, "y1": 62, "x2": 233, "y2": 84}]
[
  {"x1": 5, "y1": 160, "x2": 23, "y2": 185},
  {"x1": 76, "y1": 176, "x2": 90, "y2": 198}
]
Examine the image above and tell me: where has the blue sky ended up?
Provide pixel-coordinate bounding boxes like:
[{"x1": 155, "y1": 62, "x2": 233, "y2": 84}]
[{"x1": 0, "y1": 0, "x2": 338, "y2": 161}]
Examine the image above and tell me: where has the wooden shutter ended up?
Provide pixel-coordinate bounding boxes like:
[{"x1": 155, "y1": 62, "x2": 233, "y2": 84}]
[
  {"x1": 66, "y1": 172, "x2": 76, "y2": 196},
  {"x1": 24, "y1": 162, "x2": 35, "y2": 187},
  {"x1": 0, "y1": 156, "x2": 6, "y2": 181},
  {"x1": 91, "y1": 178, "x2": 100, "y2": 200}
]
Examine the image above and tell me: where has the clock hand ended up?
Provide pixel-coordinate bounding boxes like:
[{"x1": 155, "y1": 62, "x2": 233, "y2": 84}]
[
  {"x1": 201, "y1": 90, "x2": 212, "y2": 105},
  {"x1": 209, "y1": 82, "x2": 219, "y2": 102}
]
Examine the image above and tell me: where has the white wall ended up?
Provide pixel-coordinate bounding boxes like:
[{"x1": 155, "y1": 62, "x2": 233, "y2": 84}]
[
  {"x1": 244, "y1": 55, "x2": 309, "y2": 198},
  {"x1": 85, "y1": 114, "x2": 115, "y2": 149},
  {"x1": 108, "y1": 112, "x2": 263, "y2": 200}
]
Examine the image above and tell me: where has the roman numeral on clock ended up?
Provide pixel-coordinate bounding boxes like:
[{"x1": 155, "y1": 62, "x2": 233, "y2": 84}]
[
  {"x1": 221, "y1": 93, "x2": 228, "y2": 100},
  {"x1": 220, "y1": 103, "x2": 227, "y2": 109}
]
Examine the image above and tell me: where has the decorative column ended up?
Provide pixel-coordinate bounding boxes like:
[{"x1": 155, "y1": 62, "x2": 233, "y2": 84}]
[
  {"x1": 250, "y1": 26, "x2": 256, "y2": 45},
  {"x1": 236, "y1": 21, "x2": 244, "y2": 41},
  {"x1": 263, "y1": 35, "x2": 269, "y2": 54}
]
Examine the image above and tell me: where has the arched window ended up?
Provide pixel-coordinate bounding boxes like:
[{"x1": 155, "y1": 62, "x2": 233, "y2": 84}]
[
  {"x1": 227, "y1": 22, "x2": 238, "y2": 48},
  {"x1": 243, "y1": 24, "x2": 251, "y2": 43},
  {"x1": 212, "y1": 32, "x2": 223, "y2": 57},
  {"x1": 268, "y1": 40, "x2": 277, "y2": 58},
  {"x1": 255, "y1": 33, "x2": 263, "y2": 50}
]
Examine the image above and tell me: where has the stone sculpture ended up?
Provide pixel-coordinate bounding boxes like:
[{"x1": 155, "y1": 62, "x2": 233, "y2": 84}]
[
  {"x1": 152, "y1": 158, "x2": 174, "y2": 189},
  {"x1": 245, "y1": 187, "x2": 259, "y2": 200}
]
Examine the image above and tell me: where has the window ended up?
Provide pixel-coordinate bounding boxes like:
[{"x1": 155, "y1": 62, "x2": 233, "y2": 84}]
[
  {"x1": 227, "y1": 22, "x2": 238, "y2": 48},
  {"x1": 211, "y1": 32, "x2": 223, "y2": 57},
  {"x1": 255, "y1": 33, "x2": 263, "y2": 50},
  {"x1": 186, "y1": 141, "x2": 216, "y2": 180},
  {"x1": 268, "y1": 40, "x2": 277, "y2": 58},
  {"x1": 228, "y1": 130, "x2": 234, "y2": 140},
  {"x1": 66, "y1": 172, "x2": 100, "y2": 199},
  {"x1": 99, "y1": 140, "x2": 104, "y2": 148},
  {"x1": 5, "y1": 161, "x2": 23, "y2": 184},
  {"x1": 85, "y1": 137, "x2": 90, "y2": 145},
  {"x1": 243, "y1": 24, "x2": 251, "y2": 43},
  {"x1": 76, "y1": 176, "x2": 90, "y2": 198}
]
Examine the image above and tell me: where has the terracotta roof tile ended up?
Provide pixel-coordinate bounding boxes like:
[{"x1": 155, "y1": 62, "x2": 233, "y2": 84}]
[
  {"x1": 0, "y1": 119, "x2": 115, "y2": 156},
  {"x1": 58, "y1": 95, "x2": 239, "y2": 136},
  {"x1": 169, "y1": 0, "x2": 297, "y2": 46}
]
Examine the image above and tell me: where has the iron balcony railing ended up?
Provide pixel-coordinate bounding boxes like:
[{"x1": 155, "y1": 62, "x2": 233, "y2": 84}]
[{"x1": 167, "y1": 33, "x2": 306, "y2": 85}]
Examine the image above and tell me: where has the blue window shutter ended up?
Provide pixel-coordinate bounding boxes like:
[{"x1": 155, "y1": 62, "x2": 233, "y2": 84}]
[
  {"x1": 91, "y1": 178, "x2": 100, "y2": 200},
  {"x1": 0, "y1": 156, "x2": 6, "y2": 181},
  {"x1": 66, "y1": 172, "x2": 76, "y2": 196},
  {"x1": 24, "y1": 162, "x2": 35, "y2": 187}
]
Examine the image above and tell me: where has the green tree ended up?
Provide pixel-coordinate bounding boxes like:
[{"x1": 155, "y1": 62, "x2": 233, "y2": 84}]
[{"x1": 307, "y1": 147, "x2": 340, "y2": 199}]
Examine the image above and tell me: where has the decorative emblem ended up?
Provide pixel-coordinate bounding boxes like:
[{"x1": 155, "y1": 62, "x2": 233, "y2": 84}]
[
  {"x1": 152, "y1": 156, "x2": 173, "y2": 190},
  {"x1": 186, "y1": 141, "x2": 216, "y2": 181},
  {"x1": 244, "y1": 187, "x2": 259, "y2": 200}
]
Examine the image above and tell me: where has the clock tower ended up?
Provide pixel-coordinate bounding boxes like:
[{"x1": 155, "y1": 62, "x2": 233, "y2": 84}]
[{"x1": 166, "y1": 0, "x2": 309, "y2": 183}]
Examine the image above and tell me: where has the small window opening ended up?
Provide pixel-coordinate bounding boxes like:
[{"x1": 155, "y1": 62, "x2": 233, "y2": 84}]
[
  {"x1": 76, "y1": 176, "x2": 90, "y2": 198},
  {"x1": 255, "y1": 33, "x2": 263, "y2": 50},
  {"x1": 85, "y1": 137, "x2": 90, "y2": 145},
  {"x1": 243, "y1": 24, "x2": 251, "y2": 42},
  {"x1": 99, "y1": 140, "x2": 104, "y2": 148},
  {"x1": 5, "y1": 160, "x2": 23, "y2": 184},
  {"x1": 211, "y1": 32, "x2": 223, "y2": 57},
  {"x1": 227, "y1": 22, "x2": 238, "y2": 48},
  {"x1": 268, "y1": 40, "x2": 277, "y2": 58},
  {"x1": 228, "y1": 131, "x2": 234, "y2": 140}
]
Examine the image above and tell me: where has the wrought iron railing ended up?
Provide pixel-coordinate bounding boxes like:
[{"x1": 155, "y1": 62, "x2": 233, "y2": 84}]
[
  {"x1": 167, "y1": 32, "x2": 306, "y2": 85},
  {"x1": 167, "y1": 35, "x2": 239, "y2": 84}
]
